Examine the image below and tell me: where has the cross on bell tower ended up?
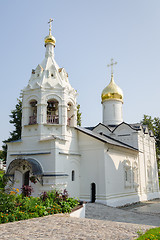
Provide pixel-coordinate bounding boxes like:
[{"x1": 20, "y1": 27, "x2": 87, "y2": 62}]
[{"x1": 48, "y1": 18, "x2": 53, "y2": 35}]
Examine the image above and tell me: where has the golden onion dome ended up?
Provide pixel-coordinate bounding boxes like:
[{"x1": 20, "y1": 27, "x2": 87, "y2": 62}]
[
  {"x1": 101, "y1": 74, "x2": 123, "y2": 103},
  {"x1": 44, "y1": 33, "x2": 56, "y2": 47}
]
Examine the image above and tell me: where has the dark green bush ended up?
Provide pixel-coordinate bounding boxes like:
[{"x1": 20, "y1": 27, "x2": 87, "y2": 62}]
[
  {"x1": 0, "y1": 189, "x2": 79, "y2": 224},
  {"x1": 136, "y1": 227, "x2": 160, "y2": 239},
  {"x1": 0, "y1": 174, "x2": 8, "y2": 191}
]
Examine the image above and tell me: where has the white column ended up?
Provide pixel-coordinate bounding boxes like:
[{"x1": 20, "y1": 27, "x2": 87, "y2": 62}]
[
  {"x1": 37, "y1": 103, "x2": 47, "y2": 124},
  {"x1": 59, "y1": 103, "x2": 67, "y2": 136}
]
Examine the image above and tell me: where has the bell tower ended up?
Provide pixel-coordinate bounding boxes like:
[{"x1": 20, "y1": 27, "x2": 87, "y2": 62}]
[
  {"x1": 21, "y1": 19, "x2": 77, "y2": 140},
  {"x1": 101, "y1": 59, "x2": 123, "y2": 126}
]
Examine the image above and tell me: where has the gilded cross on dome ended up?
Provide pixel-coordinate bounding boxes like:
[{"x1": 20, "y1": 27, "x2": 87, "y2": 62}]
[
  {"x1": 48, "y1": 18, "x2": 53, "y2": 35},
  {"x1": 107, "y1": 58, "x2": 117, "y2": 75}
]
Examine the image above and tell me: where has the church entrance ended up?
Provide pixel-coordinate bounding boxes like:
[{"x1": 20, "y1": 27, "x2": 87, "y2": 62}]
[
  {"x1": 91, "y1": 183, "x2": 96, "y2": 203},
  {"x1": 23, "y1": 171, "x2": 30, "y2": 185}
]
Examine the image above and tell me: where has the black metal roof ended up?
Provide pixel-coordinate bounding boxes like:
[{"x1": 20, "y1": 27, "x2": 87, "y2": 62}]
[{"x1": 76, "y1": 126, "x2": 138, "y2": 151}]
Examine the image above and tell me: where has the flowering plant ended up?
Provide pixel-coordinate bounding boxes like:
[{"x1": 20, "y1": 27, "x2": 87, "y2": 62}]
[
  {"x1": 21, "y1": 185, "x2": 33, "y2": 197},
  {"x1": 0, "y1": 188, "x2": 79, "y2": 224},
  {"x1": 29, "y1": 176, "x2": 37, "y2": 184}
]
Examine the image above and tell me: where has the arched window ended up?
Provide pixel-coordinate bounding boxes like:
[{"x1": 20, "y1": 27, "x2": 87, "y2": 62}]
[
  {"x1": 47, "y1": 99, "x2": 59, "y2": 124},
  {"x1": 67, "y1": 102, "x2": 75, "y2": 126},
  {"x1": 29, "y1": 100, "x2": 37, "y2": 125},
  {"x1": 125, "y1": 169, "x2": 128, "y2": 181},
  {"x1": 71, "y1": 170, "x2": 75, "y2": 181}
]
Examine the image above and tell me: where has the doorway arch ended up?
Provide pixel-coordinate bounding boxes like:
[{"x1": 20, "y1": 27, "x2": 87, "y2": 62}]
[{"x1": 91, "y1": 182, "x2": 96, "y2": 203}]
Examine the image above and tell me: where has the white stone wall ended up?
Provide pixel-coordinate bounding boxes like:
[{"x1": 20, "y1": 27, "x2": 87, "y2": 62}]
[
  {"x1": 105, "y1": 146, "x2": 140, "y2": 206},
  {"x1": 77, "y1": 123, "x2": 160, "y2": 207},
  {"x1": 102, "y1": 100, "x2": 123, "y2": 125},
  {"x1": 137, "y1": 130, "x2": 159, "y2": 201},
  {"x1": 78, "y1": 130, "x2": 141, "y2": 206},
  {"x1": 78, "y1": 132, "x2": 105, "y2": 202}
]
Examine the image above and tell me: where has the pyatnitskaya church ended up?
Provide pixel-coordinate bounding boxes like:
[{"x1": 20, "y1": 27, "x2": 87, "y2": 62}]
[{"x1": 6, "y1": 20, "x2": 159, "y2": 207}]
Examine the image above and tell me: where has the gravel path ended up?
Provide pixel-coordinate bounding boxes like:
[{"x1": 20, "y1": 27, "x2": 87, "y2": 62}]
[{"x1": 0, "y1": 201, "x2": 159, "y2": 240}]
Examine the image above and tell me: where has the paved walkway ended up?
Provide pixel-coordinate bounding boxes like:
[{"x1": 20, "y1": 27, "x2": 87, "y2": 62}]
[
  {"x1": 0, "y1": 200, "x2": 160, "y2": 240},
  {"x1": 85, "y1": 200, "x2": 160, "y2": 226}
]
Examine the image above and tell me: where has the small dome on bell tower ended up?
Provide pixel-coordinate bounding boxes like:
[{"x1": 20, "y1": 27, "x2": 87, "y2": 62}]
[{"x1": 44, "y1": 18, "x2": 56, "y2": 47}]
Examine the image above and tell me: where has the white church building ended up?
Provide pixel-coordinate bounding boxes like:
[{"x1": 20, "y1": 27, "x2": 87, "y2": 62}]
[{"x1": 6, "y1": 21, "x2": 160, "y2": 207}]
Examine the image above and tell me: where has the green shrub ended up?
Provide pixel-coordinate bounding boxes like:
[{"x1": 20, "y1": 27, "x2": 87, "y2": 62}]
[
  {"x1": 0, "y1": 188, "x2": 79, "y2": 224},
  {"x1": 0, "y1": 174, "x2": 8, "y2": 191},
  {"x1": 0, "y1": 192, "x2": 17, "y2": 214},
  {"x1": 0, "y1": 212, "x2": 9, "y2": 224},
  {"x1": 0, "y1": 170, "x2": 4, "y2": 177},
  {"x1": 46, "y1": 203, "x2": 62, "y2": 214},
  {"x1": 8, "y1": 214, "x2": 16, "y2": 222},
  {"x1": 136, "y1": 227, "x2": 160, "y2": 239},
  {"x1": 61, "y1": 200, "x2": 72, "y2": 213},
  {"x1": 66, "y1": 197, "x2": 79, "y2": 209}
]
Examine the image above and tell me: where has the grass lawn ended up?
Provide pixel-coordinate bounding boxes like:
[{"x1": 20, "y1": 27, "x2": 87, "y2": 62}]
[{"x1": 136, "y1": 227, "x2": 160, "y2": 239}]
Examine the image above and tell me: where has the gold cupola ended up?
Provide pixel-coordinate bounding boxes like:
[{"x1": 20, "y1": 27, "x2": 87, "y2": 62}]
[
  {"x1": 101, "y1": 73, "x2": 123, "y2": 103},
  {"x1": 44, "y1": 18, "x2": 56, "y2": 47}
]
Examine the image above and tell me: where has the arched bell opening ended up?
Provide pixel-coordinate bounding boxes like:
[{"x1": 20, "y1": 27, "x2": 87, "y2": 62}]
[
  {"x1": 67, "y1": 102, "x2": 75, "y2": 126},
  {"x1": 47, "y1": 99, "x2": 59, "y2": 124},
  {"x1": 29, "y1": 100, "x2": 37, "y2": 125}
]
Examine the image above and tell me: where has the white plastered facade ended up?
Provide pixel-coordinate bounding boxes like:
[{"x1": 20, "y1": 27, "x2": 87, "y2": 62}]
[{"x1": 6, "y1": 31, "x2": 159, "y2": 207}]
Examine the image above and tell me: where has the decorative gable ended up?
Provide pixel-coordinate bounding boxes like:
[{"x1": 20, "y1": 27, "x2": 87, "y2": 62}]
[
  {"x1": 92, "y1": 123, "x2": 111, "y2": 135},
  {"x1": 113, "y1": 122, "x2": 136, "y2": 135}
]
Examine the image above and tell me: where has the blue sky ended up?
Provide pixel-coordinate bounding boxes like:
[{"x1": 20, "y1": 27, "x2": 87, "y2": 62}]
[{"x1": 0, "y1": 0, "x2": 160, "y2": 148}]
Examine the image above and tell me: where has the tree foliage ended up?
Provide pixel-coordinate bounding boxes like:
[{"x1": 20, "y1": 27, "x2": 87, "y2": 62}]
[
  {"x1": 141, "y1": 114, "x2": 160, "y2": 156},
  {"x1": 77, "y1": 104, "x2": 82, "y2": 126},
  {"x1": 7, "y1": 98, "x2": 22, "y2": 142},
  {"x1": 2, "y1": 97, "x2": 22, "y2": 163},
  {"x1": 0, "y1": 150, "x2": 6, "y2": 161}
]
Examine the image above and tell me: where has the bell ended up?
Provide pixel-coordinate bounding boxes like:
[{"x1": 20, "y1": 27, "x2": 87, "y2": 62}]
[{"x1": 49, "y1": 103, "x2": 52, "y2": 108}]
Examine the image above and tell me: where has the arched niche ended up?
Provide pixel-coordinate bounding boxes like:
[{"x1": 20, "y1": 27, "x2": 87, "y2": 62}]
[
  {"x1": 133, "y1": 161, "x2": 139, "y2": 188},
  {"x1": 123, "y1": 159, "x2": 132, "y2": 188},
  {"x1": 147, "y1": 160, "x2": 152, "y2": 181}
]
